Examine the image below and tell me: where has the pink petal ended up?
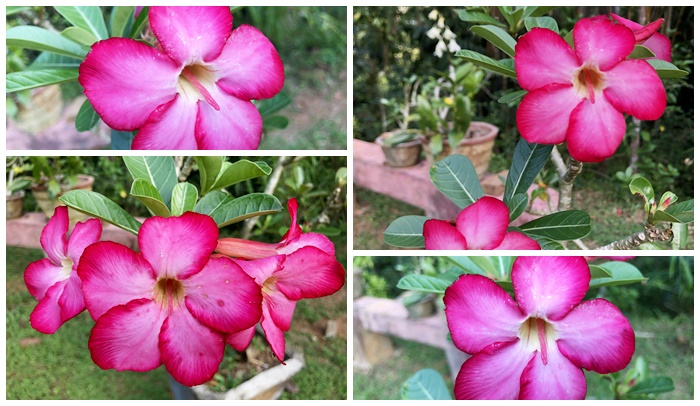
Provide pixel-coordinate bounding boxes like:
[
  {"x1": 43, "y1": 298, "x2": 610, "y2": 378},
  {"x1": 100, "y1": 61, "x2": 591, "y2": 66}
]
[
  {"x1": 603, "y1": 59, "x2": 666, "y2": 120},
  {"x1": 444, "y1": 274, "x2": 525, "y2": 354},
  {"x1": 184, "y1": 257, "x2": 262, "y2": 334},
  {"x1": 512, "y1": 257, "x2": 590, "y2": 321},
  {"x1": 89, "y1": 298, "x2": 166, "y2": 372},
  {"x1": 516, "y1": 84, "x2": 583, "y2": 145},
  {"x1": 216, "y1": 238, "x2": 282, "y2": 260},
  {"x1": 24, "y1": 258, "x2": 65, "y2": 300},
  {"x1": 642, "y1": 33, "x2": 672, "y2": 62},
  {"x1": 494, "y1": 232, "x2": 541, "y2": 250},
  {"x1": 78, "y1": 241, "x2": 156, "y2": 320},
  {"x1": 609, "y1": 13, "x2": 644, "y2": 31},
  {"x1": 574, "y1": 16, "x2": 635, "y2": 71},
  {"x1": 273, "y1": 246, "x2": 345, "y2": 301},
  {"x1": 260, "y1": 302, "x2": 287, "y2": 362},
  {"x1": 556, "y1": 298, "x2": 635, "y2": 373},
  {"x1": 280, "y1": 198, "x2": 303, "y2": 243},
  {"x1": 159, "y1": 308, "x2": 225, "y2": 386},
  {"x1": 519, "y1": 343, "x2": 586, "y2": 399},
  {"x1": 131, "y1": 95, "x2": 199, "y2": 150},
  {"x1": 79, "y1": 38, "x2": 180, "y2": 131},
  {"x1": 226, "y1": 326, "x2": 256, "y2": 351},
  {"x1": 58, "y1": 272, "x2": 85, "y2": 321},
  {"x1": 423, "y1": 219, "x2": 467, "y2": 250},
  {"x1": 455, "y1": 340, "x2": 535, "y2": 400},
  {"x1": 566, "y1": 95, "x2": 626, "y2": 162},
  {"x1": 515, "y1": 28, "x2": 580, "y2": 90},
  {"x1": 149, "y1": 6, "x2": 232, "y2": 65},
  {"x1": 278, "y1": 232, "x2": 336, "y2": 256},
  {"x1": 212, "y1": 24, "x2": 285, "y2": 100},
  {"x1": 138, "y1": 212, "x2": 219, "y2": 280},
  {"x1": 66, "y1": 218, "x2": 102, "y2": 268},
  {"x1": 264, "y1": 287, "x2": 297, "y2": 332},
  {"x1": 233, "y1": 255, "x2": 285, "y2": 286},
  {"x1": 194, "y1": 86, "x2": 263, "y2": 150},
  {"x1": 456, "y1": 196, "x2": 510, "y2": 250},
  {"x1": 29, "y1": 281, "x2": 67, "y2": 334},
  {"x1": 40, "y1": 206, "x2": 68, "y2": 265}
]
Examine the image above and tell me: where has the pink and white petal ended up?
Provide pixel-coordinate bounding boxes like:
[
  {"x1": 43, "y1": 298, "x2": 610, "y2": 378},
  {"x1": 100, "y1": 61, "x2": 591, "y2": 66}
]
[
  {"x1": 494, "y1": 232, "x2": 541, "y2": 250},
  {"x1": 643, "y1": 33, "x2": 672, "y2": 62},
  {"x1": 78, "y1": 241, "x2": 156, "y2": 320},
  {"x1": 265, "y1": 287, "x2": 297, "y2": 332},
  {"x1": 212, "y1": 24, "x2": 284, "y2": 100},
  {"x1": 556, "y1": 298, "x2": 635, "y2": 374},
  {"x1": 454, "y1": 340, "x2": 535, "y2": 400},
  {"x1": 216, "y1": 238, "x2": 282, "y2": 260},
  {"x1": 66, "y1": 218, "x2": 102, "y2": 268},
  {"x1": 131, "y1": 95, "x2": 199, "y2": 150},
  {"x1": 574, "y1": 17, "x2": 635, "y2": 71},
  {"x1": 79, "y1": 38, "x2": 180, "y2": 131},
  {"x1": 566, "y1": 96, "x2": 627, "y2": 163},
  {"x1": 24, "y1": 258, "x2": 65, "y2": 300},
  {"x1": 423, "y1": 219, "x2": 468, "y2": 250},
  {"x1": 261, "y1": 304, "x2": 287, "y2": 362},
  {"x1": 519, "y1": 344, "x2": 586, "y2": 399},
  {"x1": 603, "y1": 60, "x2": 666, "y2": 120},
  {"x1": 456, "y1": 196, "x2": 510, "y2": 250},
  {"x1": 184, "y1": 257, "x2": 262, "y2": 333},
  {"x1": 138, "y1": 212, "x2": 219, "y2": 280},
  {"x1": 89, "y1": 298, "x2": 166, "y2": 372},
  {"x1": 277, "y1": 232, "x2": 336, "y2": 256},
  {"x1": 40, "y1": 205, "x2": 69, "y2": 265},
  {"x1": 149, "y1": 6, "x2": 232, "y2": 65},
  {"x1": 445, "y1": 274, "x2": 525, "y2": 354},
  {"x1": 279, "y1": 198, "x2": 303, "y2": 243},
  {"x1": 159, "y1": 309, "x2": 226, "y2": 387},
  {"x1": 29, "y1": 281, "x2": 67, "y2": 334},
  {"x1": 511, "y1": 256, "x2": 590, "y2": 321},
  {"x1": 233, "y1": 255, "x2": 285, "y2": 286},
  {"x1": 194, "y1": 87, "x2": 262, "y2": 150},
  {"x1": 226, "y1": 326, "x2": 257, "y2": 351},
  {"x1": 515, "y1": 28, "x2": 581, "y2": 91},
  {"x1": 58, "y1": 272, "x2": 85, "y2": 322},
  {"x1": 516, "y1": 84, "x2": 583, "y2": 145},
  {"x1": 273, "y1": 246, "x2": 345, "y2": 301}
]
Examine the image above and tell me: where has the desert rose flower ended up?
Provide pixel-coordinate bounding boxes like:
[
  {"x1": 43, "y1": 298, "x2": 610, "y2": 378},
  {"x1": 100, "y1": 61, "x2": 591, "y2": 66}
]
[
  {"x1": 423, "y1": 196, "x2": 540, "y2": 250},
  {"x1": 24, "y1": 206, "x2": 102, "y2": 334},
  {"x1": 77, "y1": 212, "x2": 262, "y2": 386},
  {"x1": 610, "y1": 13, "x2": 671, "y2": 62},
  {"x1": 445, "y1": 256, "x2": 635, "y2": 399},
  {"x1": 79, "y1": 6, "x2": 284, "y2": 150},
  {"x1": 515, "y1": 16, "x2": 666, "y2": 162}
]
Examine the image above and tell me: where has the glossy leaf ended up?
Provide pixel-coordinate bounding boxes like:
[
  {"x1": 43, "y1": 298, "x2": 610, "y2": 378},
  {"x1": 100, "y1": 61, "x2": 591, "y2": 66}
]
[
  {"x1": 664, "y1": 199, "x2": 694, "y2": 223},
  {"x1": 59, "y1": 190, "x2": 142, "y2": 235},
  {"x1": 60, "y1": 26, "x2": 98, "y2": 47},
  {"x1": 6, "y1": 69, "x2": 78, "y2": 93},
  {"x1": 458, "y1": 10, "x2": 506, "y2": 27},
  {"x1": 504, "y1": 140, "x2": 553, "y2": 205},
  {"x1": 508, "y1": 193, "x2": 528, "y2": 222},
  {"x1": 629, "y1": 176, "x2": 654, "y2": 212},
  {"x1": 588, "y1": 261, "x2": 647, "y2": 289},
  {"x1": 647, "y1": 59, "x2": 689, "y2": 78},
  {"x1": 54, "y1": 6, "x2": 108, "y2": 40},
  {"x1": 397, "y1": 275, "x2": 451, "y2": 294},
  {"x1": 456, "y1": 50, "x2": 516, "y2": 78},
  {"x1": 498, "y1": 90, "x2": 527, "y2": 104},
  {"x1": 384, "y1": 216, "x2": 429, "y2": 248},
  {"x1": 524, "y1": 16, "x2": 558, "y2": 32},
  {"x1": 208, "y1": 193, "x2": 282, "y2": 228},
  {"x1": 209, "y1": 160, "x2": 273, "y2": 192},
  {"x1": 519, "y1": 210, "x2": 591, "y2": 240},
  {"x1": 29, "y1": 52, "x2": 82, "y2": 70},
  {"x1": 588, "y1": 265, "x2": 613, "y2": 279},
  {"x1": 523, "y1": 6, "x2": 557, "y2": 18},
  {"x1": 110, "y1": 6, "x2": 135, "y2": 37},
  {"x1": 123, "y1": 156, "x2": 177, "y2": 207},
  {"x1": 401, "y1": 369, "x2": 452, "y2": 400},
  {"x1": 129, "y1": 6, "x2": 149, "y2": 38},
  {"x1": 130, "y1": 179, "x2": 170, "y2": 217},
  {"x1": 628, "y1": 45, "x2": 655, "y2": 59},
  {"x1": 170, "y1": 182, "x2": 198, "y2": 216},
  {"x1": 194, "y1": 157, "x2": 224, "y2": 195},
  {"x1": 194, "y1": 190, "x2": 233, "y2": 216},
  {"x1": 470, "y1": 25, "x2": 516, "y2": 57},
  {"x1": 75, "y1": 99, "x2": 100, "y2": 132},
  {"x1": 7, "y1": 26, "x2": 88, "y2": 59},
  {"x1": 430, "y1": 155, "x2": 485, "y2": 209}
]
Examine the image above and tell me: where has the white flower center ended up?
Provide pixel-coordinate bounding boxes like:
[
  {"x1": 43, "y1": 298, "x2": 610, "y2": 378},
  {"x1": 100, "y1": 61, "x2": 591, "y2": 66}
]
[
  {"x1": 519, "y1": 317, "x2": 557, "y2": 365},
  {"x1": 177, "y1": 64, "x2": 220, "y2": 110},
  {"x1": 60, "y1": 257, "x2": 73, "y2": 278},
  {"x1": 572, "y1": 64, "x2": 606, "y2": 104}
]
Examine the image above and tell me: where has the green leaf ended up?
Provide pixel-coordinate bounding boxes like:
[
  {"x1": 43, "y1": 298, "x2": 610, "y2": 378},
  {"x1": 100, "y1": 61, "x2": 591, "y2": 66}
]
[
  {"x1": 416, "y1": 95, "x2": 438, "y2": 132},
  {"x1": 130, "y1": 179, "x2": 170, "y2": 217},
  {"x1": 647, "y1": 59, "x2": 689, "y2": 78},
  {"x1": 210, "y1": 160, "x2": 273, "y2": 192},
  {"x1": 519, "y1": 210, "x2": 591, "y2": 240},
  {"x1": 384, "y1": 216, "x2": 429, "y2": 248},
  {"x1": 671, "y1": 222, "x2": 688, "y2": 250},
  {"x1": 7, "y1": 6, "x2": 31, "y2": 15},
  {"x1": 6, "y1": 69, "x2": 79, "y2": 93},
  {"x1": 452, "y1": 95, "x2": 471, "y2": 135},
  {"x1": 256, "y1": 91, "x2": 292, "y2": 118},
  {"x1": 627, "y1": 377, "x2": 674, "y2": 397},
  {"x1": 110, "y1": 6, "x2": 135, "y2": 37},
  {"x1": 194, "y1": 157, "x2": 224, "y2": 195},
  {"x1": 29, "y1": 52, "x2": 82, "y2": 70},
  {"x1": 129, "y1": 6, "x2": 150, "y2": 38},
  {"x1": 498, "y1": 90, "x2": 527, "y2": 104},
  {"x1": 446, "y1": 257, "x2": 486, "y2": 276},
  {"x1": 469, "y1": 25, "x2": 516, "y2": 57},
  {"x1": 588, "y1": 261, "x2": 647, "y2": 289},
  {"x1": 401, "y1": 369, "x2": 452, "y2": 400},
  {"x1": 208, "y1": 193, "x2": 282, "y2": 228},
  {"x1": 456, "y1": 50, "x2": 516, "y2": 78},
  {"x1": 508, "y1": 193, "x2": 528, "y2": 222},
  {"x1": 397, "y1": 275, "x2": 452, "y2": 294},
  {"x1": 59, "y1": 190, "x2": 142, "y2": 235},
  {"x1": 7, "y1": 26, "x2": 88, "y2": 59},
  {"x1": 563, "y1": 30, "x2": 574, "y2": 48},
  {"x1": 503, "y1": 140, "x2": 553, "y2": 204},
  {"x1": 54, "y1": 6, "x2": 108, "y2": 40},
  {"x1": 194, "y1": 190, "x2": 233, "y2": 216},
  {"x1": 628, "y1": 45, "x2": 655, "y2": 59},
  {"x1": 430, "y1": 155, "x2": 485, "y2": 209},
  {"x1": 60, "y1": 26, "x2": 98, "y2": 46},
  {"x1": 170, "y1": 182, "x2": 198, "y2": 216},
  {"x1": 123, "y1": 156, "x2": 177, "y2": 208},
  {"x1": 588, "y1": 264, "x2": 613, "y2": 279},
  {"x1": 75, "y1": 99, "x2": 100, "y2": 132},
  {"x1": 629, "y1": 176, "x2": 655, "y2": 212},
  {"x1": 458, "y1": 10, "x2": 506, "y2": 27},
  {"x1": 664, "y1": 199, "x2": 694, "y2": 223},
  {"x1": 524, "y1": 16, "x2": 558, "y2": 32},
  {"x1": 532, "y1": 236, "x2": 565, "y2": 250},
  {"x1": 523, "y1": 6, "x2": 557, "y2": 18},
  {"x1": 263, "y1": 115, "x2": 289, "y2": 130}
]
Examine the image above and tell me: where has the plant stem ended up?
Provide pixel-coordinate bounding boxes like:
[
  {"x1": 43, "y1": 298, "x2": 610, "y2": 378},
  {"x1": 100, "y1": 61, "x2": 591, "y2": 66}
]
[
  {"x1": 595, "y1": 225, "x2": 673, "y2": 250},
  {"x1": 551, "y1": 147, "x2": 583, "y2": 211}
]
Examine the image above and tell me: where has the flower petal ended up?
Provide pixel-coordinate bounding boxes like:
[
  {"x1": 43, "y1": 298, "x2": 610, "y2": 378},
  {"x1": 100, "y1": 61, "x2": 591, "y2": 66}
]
[
  {"x1": 515, "y1": 28, "x2": 581, "y2": 90},
  {"x1": 574, "y1": 16, "x2": 635, "y2": 71},
  {"x1": 216, "y1": 238, "x2": 282, "y2": 260},
  {"x1": 212, "y1": 24, "x2": 285, "y2": 100},
  {"x1": 58, "y1": 272, "x2": 85, "y2": 322},
  {"x1": 138, "y1": 212, "x2": 219, "y2": 280},
  {"x1": 455, "y1": 340, "x2": 535, "y2": 400},
  {"x1": 159, "y1": 308, "x2": 225, "y2": 387},
  {"x1": 79, "y1": 38, "x2": 180, "y2": 131},
  {"x1": 265, "y1": 286, "x2": 297, "y2": 332},
  {"x1": 456, "y1": 196, "x2": 510, "y2": 250},
  {"x1": 29, "y1": 281, "x2": 67, "y2": 334},
  {"x1": 566, "y1": 96, "x2": 626, "y2": 162},
  {"x1": 512, "y1": 256, "x2": 590, "y2": 321},
  {"x1": 495, "y1": 232, "x2": 541, "y2": 250},
  {"x1": 66, "y1": 218, "x2": 102, "y2": 268},
  {"x1": 261, "y1": 302, "x2": 287, "y2": 362},
  {"x1": 280, "y1": 198, "x2": 302, "y2": 242},
  {"x1": 233, "y1": 255, "x2": 285, "y2": 286},
  {"x1": 149, "y1": 6, "x2": 232, "y2": 65},
  {"x1": 78, "y1": 241, "x2": 156, "y2": 320},
  {"x1": 273, "y1": 246, "x2": 345, "y2": 301},
  {"x1": 423, "y1": 219, "x2": 468, "y2": 250},
  {"x1": 184, "y1": 257, "x2": 262, "y2": 334},
  {"x1": 519, "y1": 343, "x2": 586, "y2": 399},
  {"x1": 24, "y1": 258, "x2": 65, "y2": 300},
  {"x1": 642, "y1": 33, "x2": 672, "y2": 62},
  {"x1": 516, "y1": 84, "x2": 583, "y2": 145},
  {"x1": 40, "y1": 206, "x2": 68, "y2": 265},
  {"x1": 131, "y1": 95, "x2": 199, "y2": 150},
  {"x1": 89, "y1": 298, "x2": 166, "y2": 372},
  {"x1": 445, "y1": 274, "x2": 525, "y2": 354},
  {"x1": 278, "y1": 232, "x2": 336, "y2": 256},
  {"x1": 556, "y1": 298, "x2": 635, "y2": 373},
  {"x1": 194, "y1": 86, "x2": 263, "y2": 150},
  {"x1": 603, "y1": 59, "x2": 666, "y2": 120},
  {"x1": 226, "y1": 326, "x2": 256, "y2": 351}
]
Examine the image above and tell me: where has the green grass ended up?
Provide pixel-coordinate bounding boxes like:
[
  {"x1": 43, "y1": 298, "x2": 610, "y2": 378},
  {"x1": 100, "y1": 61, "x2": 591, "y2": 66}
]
[
  {"x1": 260, "y1": 118, "x2": 346, "y2": 150},
  {"x1": 354, "y1": 186, "x2": 424, "y2": 250}
]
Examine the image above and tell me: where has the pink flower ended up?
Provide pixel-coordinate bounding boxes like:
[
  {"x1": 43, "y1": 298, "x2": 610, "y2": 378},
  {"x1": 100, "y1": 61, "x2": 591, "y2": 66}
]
[
  {"x1": 79, "y1": 6, "x2": 284, "y2": 150},
  {"x1": 216, "y1": 198, "x2": 335, "y2": 259},
  {"x1": 24, "y1": 206, "x2": 102, "y2": 334},
  {"x1": 225, "y1": 248, "x2": 345, "y2": 362},
  {"x1": 515, "y1": 16, "x2": 666, "y2": 162},
  {"x1": 610, "y1": 13, "x2": 671, "y2": 62},
  {"x1": 423, "y1": 196, "x2": 540, "y2": 250},
  {"x1": 445, "y1": 256, "x2": 635, "y2": 399},
  {"x1": 77, "y1": 212, "x2": 262, "y2": 386}
]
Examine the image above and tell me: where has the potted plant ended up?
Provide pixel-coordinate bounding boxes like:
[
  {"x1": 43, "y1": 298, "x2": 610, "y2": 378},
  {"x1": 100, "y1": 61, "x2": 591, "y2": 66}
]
[
  {"x1": 6, "y1": 157, "x2": 32, "y2": 219},
  {"x1": 28, "y1": 157, "x2": 94, "y2": 221}
]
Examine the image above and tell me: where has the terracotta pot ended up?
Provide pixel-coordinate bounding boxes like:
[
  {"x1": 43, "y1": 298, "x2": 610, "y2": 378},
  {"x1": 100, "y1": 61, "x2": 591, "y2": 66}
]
[
  {"x1": 427, "y1": 121, "x2": 499, "y2": 179},
  {"x1": 375, "y1": 130, "x2": 424, "y2": 168},
  {"x1": 31, "y1": 174, "x2": 95, "y2": 222},
  {"x1": 6, "y1": 191, "x2": 25, "y2": 220}
]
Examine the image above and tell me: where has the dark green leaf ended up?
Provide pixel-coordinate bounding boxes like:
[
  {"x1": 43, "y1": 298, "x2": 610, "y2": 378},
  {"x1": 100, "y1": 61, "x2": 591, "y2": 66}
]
[
  {"x1": 531, "y1": 236, "x2": 565, "y2": 250},
  {"x1": 7, "y1": 26, "x2": 88, "y2": 59},
  {"x1": 130, "y1": 179, "x2": 170, "y2": 217},
  {"x1": 523, "y1": 6, "x2": 557, "y2": 18},
  {"x1": 110, "y1": 6, "x2": 134, "y2": 37},
  {"x1": 210, "y1": 160, "x2": 273, "y2": 192},
  {"x1": 628, "y1": 45, "x2": 655, "y2": 59},
  {"x1": 170, "y1": 182, "x2": 198, "y2": 216},
  {"x1": 123, "y1": 156, "x2": 177, "y2": 207},
  {"x1": 519, "y1": 210, "x2": 591, "y2": 240},
  {"x1": 256, "y1": 92, "x2": 291, "y2": 118},
  {"x1": 54, "y1": 6, "x2": 108, "y2": 40},
  {"x1": 110, "y1": 130, "x2": 134, "y2": 150},
  {"x1": 129, "y1": 6, "x2": 149, "y2": 38},
  {"x1": 627, "y1": 377, "x2": 674, "y2": 396},
  {"x1": 194, "y1": 157, "x2": 224, "y2": 195},
  {"x1": 384, "y1": 216, "x2": 429, "y2": 248},
  {"x1": 498, "y1": 90, "x2": 527, "y2": 104},
  {"x1": 504, "y1": 140, "x2": 553, "y2": 205},
  {"x1": 6, "y1": 69, "x2": 79, "y2": 93},
  {"x1": 263, "y1": 115, "x2": 289, "y2": 130},
  {"x1": 588, "y1": 261, "x2": 647, "y2": 289},
  {"x1": 29, "y1": 52, "x2": 82, "y2": 70},
  {"x1": 664, "y1": 199, "x2": 694, "y2": 223},
  {"x1": 208, "y1": 193, "x2": 282, "y2": 228},
  {"x1": 59, "y1": 190, "x2": 142, "y2": 235},
  {"x1": 524, "y1": 16, "x2": 558, "y2": 32},
  {"x1": 469, "y1": 25, "x2": 516, "y2": 57},
  {"x1": 456, "y1": 50, "x2": 516, "y2": 77},
  {"x1": 647, "y1": 59, "x2": 689, "y2": 78},
  {"x1": 458, "y1": 10, "x2": 505, "y2": 27},
  {"x1": 401, "y1": 369, "x2": 452, "y2": 400},
  {"x1": 397, "y1": 275, "x2": 451, "y2": 294},
  {"x1": 508, "y1": 193, "x2": 528, "y2": 222},
  {"x1": 194, "y1": 190, "x2": 233, "y2": 216},
  {"x1": 75, "y1": 99, "x2": 100, "y2": 132},
  {"x1": 430, "y1": 155, "x2": 485, "y2": 209}
]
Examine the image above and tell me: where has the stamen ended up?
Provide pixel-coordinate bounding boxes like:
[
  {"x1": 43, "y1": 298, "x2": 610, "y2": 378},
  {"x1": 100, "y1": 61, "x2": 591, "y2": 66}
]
[
  {"x1": 584, "y1": 70, "x2": 596, "y2": 104},
  {"x1": 537, "y1": 318, "x2": 549, "y2": 365},
  {"x1": 181, "y1": 67, "x2": 220, "y2": 111}
]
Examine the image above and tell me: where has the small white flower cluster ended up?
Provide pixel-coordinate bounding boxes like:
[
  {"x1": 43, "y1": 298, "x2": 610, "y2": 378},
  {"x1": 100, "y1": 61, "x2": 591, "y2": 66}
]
[{"x1": 427, "y1": 9, "x2": 461, "y2": 58}]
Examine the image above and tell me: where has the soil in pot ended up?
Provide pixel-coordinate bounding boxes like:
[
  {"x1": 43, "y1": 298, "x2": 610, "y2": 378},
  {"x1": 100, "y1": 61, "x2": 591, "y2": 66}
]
[{"x1": 375, "y1": 130, "x2": 425, "y2": 168}]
